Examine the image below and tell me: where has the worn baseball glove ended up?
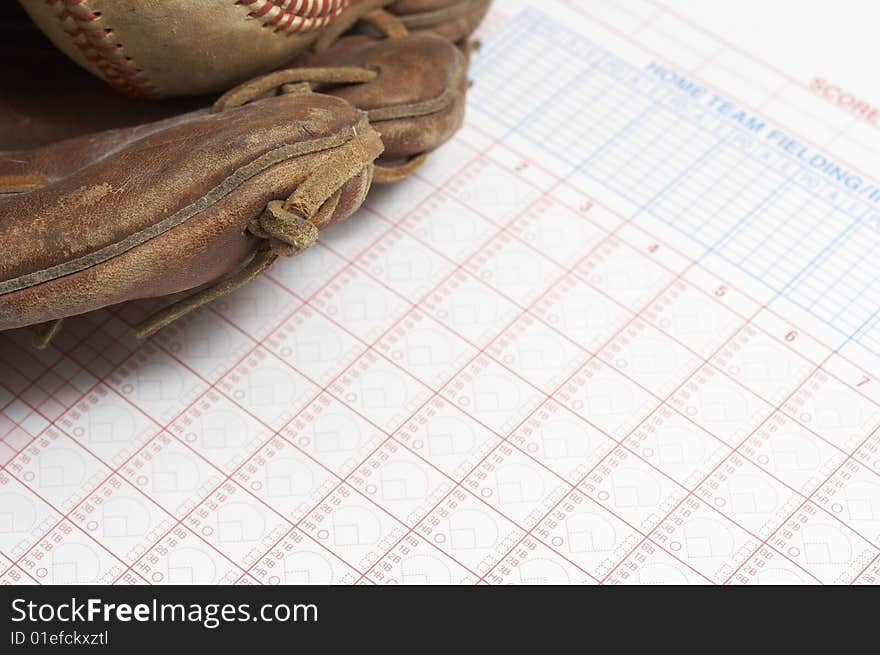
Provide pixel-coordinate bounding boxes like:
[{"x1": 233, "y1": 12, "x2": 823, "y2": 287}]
[{"x1": 0, "y1": 0, "x2": 490, "y2": 347}]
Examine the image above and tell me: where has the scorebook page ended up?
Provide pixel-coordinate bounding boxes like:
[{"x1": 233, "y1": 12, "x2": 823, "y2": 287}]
[{"x1": 1, "y1": 0, "x2": 879, "y2": 585}]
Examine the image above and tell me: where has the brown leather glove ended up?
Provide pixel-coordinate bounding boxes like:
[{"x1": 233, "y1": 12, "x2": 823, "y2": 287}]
[
  {"x1": 0, "y1": 94, "x2": 384, "y2": 343},
  {"x1": 0, "y1": 0, "x2": 490, "y2": 347}
]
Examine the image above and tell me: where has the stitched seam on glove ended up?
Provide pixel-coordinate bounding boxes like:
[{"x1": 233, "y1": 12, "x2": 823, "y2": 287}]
[
  {"x1": 366, "y1": 89, "x2": 456, "y2": 122},
  {"x1": 365, "y1": 49, "x2": 467, "y2": 122}
]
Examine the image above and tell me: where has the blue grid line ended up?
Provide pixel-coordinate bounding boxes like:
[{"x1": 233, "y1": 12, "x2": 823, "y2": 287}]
[{"x1": 470, "y1": 8, "x2": 880, "y2": 355}]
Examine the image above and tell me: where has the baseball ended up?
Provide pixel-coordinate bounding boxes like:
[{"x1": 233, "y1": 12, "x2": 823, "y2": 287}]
[{"x1": 19, "y1": 0, "x2": 348, "y2": 98}]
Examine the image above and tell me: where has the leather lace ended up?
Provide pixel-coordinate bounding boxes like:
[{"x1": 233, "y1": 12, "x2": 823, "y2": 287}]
[{"x1": 134, "y1": 118, "x2": 380, "y2": 339}]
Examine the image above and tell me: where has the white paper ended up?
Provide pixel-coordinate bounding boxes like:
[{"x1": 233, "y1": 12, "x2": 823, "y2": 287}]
[{"x1": 1, "y1": 0, "x2": 878, "y2": 585}]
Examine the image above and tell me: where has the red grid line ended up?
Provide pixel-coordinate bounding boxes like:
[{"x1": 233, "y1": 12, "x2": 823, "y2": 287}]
[{"x1": 2, "y1": 3, "x2": 878, "y2": 585}]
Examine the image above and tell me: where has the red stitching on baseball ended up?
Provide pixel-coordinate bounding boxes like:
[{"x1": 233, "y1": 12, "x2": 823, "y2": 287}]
[
  {"x1": 236, "y1": 0, "x2": 349, "y2": 35},
  {"x1": 45, "y1": 0, "x2": 157, "y2": 98}
]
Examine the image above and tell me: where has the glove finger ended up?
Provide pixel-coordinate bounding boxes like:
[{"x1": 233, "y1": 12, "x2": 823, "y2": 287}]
[
  {"x1": 297, "y1": 33, "x2": 468, "y2": 162},
  {"x1": 0, "y1": 93, "x2": 383, "y2": 332}
]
